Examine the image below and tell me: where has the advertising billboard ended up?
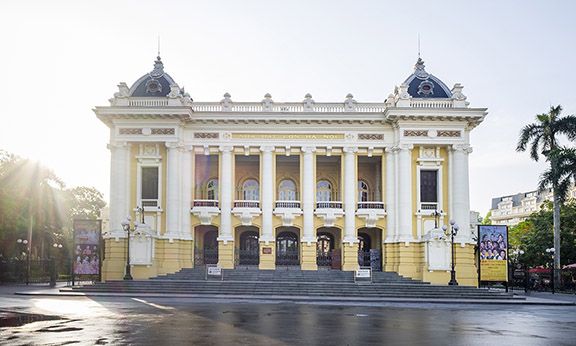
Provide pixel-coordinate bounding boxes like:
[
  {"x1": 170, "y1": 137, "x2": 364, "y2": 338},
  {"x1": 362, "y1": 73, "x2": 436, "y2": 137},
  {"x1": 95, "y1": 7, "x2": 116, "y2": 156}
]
[
  {"x1": 478, "y1": 225, "x2": 508, "y2": 282},
  {"x1": 73, "y1": 220, "x2": 102, "y2": 276}
]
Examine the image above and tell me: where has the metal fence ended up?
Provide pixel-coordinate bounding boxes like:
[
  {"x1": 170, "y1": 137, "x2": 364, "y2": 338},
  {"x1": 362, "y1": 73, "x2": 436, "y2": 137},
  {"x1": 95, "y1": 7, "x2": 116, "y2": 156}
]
[
  {"x1": 510, "y1": 267, "x2": 576, "y2": 293},
  {"x1": 0, "y1": 259, "x2": 72, "y2": 285}
]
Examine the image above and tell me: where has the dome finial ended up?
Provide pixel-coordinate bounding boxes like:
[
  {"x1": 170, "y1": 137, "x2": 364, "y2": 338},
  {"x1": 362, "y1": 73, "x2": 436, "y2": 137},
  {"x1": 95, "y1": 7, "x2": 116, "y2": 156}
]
[
  {"x1": 414, "y1": 57, "x2": 429, "y2": 79},
  {"x1": 157, "y1": 35, "x2": 161, "y2": 58},
  {"x1": 151, "y1": 55, "x2": 164, "y2": 78}
]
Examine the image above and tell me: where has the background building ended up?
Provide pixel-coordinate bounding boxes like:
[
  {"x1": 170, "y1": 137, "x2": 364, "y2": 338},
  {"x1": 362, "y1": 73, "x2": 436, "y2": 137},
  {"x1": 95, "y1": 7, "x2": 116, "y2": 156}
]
[
  {"x1": 490, "y1": 186, "x2": 576, "y2": 226},
  {"x1": 94, "y1": 56, "x2": 487, "y2": 286}
]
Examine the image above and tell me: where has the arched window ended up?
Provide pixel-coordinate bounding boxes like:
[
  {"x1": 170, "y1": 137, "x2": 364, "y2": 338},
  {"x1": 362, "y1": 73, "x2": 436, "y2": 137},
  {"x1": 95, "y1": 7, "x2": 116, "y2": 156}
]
[
  {"x1": 358, "y1": 180, "x2": 369, "y2": 202},
  {"x1": 207, "y1": 179, "x2": 218, "y2": 200},
  {"x1": 316, "y1": 180, "x2": 332, "y2": 202},
  {"x1": 278, "y1": 179, "x2": 297, "y2": 200},
  {"x1": 242, "y1": 179, "x2": 259, "y2": 200}
]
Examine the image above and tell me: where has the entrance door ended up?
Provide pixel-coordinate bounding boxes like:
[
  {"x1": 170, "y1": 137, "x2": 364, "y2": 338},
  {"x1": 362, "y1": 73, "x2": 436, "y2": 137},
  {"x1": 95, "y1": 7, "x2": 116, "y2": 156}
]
[
  {"x1": 317, "y1": 233, "x2": 334, "y2": 267},
  {"x1": 239, "y1": 231, "x2": 259, "y2": 265},
  {"x1": 358, "y1": 233, "x2": 371, "y2": 267},
  {"x1": 203, "y1": 230, "x2": 218, "y2": 265},
  {"x1": 276, "y1": 231, "x2": 299, "y2": 266}
]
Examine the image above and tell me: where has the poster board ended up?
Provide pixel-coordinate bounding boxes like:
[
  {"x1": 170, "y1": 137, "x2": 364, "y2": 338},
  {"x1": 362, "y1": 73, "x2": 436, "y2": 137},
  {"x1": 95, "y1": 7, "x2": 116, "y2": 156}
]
[
  {"x1": 478, "y1": 225, "x2": 508, "y2": 283},
  {"x1": 73, "y1": 219, "x2": 102, "y2": 280}
]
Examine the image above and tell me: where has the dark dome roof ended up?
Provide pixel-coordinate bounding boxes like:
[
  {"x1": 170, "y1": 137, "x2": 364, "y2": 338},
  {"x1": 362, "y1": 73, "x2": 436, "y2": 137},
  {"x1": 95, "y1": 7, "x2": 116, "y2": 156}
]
[
  {"x1": 403, "y1": 58, "x2": 452, "y2": 99},
  {"x1": 129, "y1": 56, "x2": 177, "y2": 97}
]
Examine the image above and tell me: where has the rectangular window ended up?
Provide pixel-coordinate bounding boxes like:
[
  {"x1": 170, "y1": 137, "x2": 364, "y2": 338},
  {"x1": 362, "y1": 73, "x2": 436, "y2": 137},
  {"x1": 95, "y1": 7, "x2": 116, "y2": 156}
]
[
  {"x1": 141, "y1": 167, "x2": 159, "y2": 200},
  {"x1": 420, "y1": 170, "x2": 438, "y2": 203}
]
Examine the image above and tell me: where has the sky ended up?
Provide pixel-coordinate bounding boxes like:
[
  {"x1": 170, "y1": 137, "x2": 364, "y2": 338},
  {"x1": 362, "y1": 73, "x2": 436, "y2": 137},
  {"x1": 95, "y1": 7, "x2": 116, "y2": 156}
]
[{"x1": 1, "y1": 0, "x2": 575, "y2": 217}]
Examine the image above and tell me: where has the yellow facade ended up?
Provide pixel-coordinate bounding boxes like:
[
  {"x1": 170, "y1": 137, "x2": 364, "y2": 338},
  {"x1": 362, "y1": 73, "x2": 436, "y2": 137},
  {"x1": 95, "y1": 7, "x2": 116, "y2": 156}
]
[{"x1": 99, "y1": 144, "x2": 480, "y2": 287}]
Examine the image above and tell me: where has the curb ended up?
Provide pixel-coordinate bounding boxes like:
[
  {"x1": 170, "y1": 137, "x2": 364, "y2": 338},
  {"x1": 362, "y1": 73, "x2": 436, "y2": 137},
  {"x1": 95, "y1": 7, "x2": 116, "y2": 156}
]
[{"x1": 14, "y1": 291, "x2": 575, "y2": 306}]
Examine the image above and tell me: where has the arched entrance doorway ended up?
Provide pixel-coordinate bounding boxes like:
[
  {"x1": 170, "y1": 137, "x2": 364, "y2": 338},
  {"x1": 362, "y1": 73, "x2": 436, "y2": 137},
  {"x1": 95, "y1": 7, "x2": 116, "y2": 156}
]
[
  {"x1": 317, "y1": 232, "x2": 334, "y2": 267},
  {"x1": 276, "y1": 228, "x2": 299, "y2": 266},
  {"x1": 238, "y1": 229, "x2": 259, "y2": 265},
  {"x1": 316, "y1": 227, "x2": 341, "y2": 269},
  {"x1": 194, "y1": 225, "x2": 219, "y2": 265},
  {"x1": 357, "y1": 228, "x2": 382, "y2": 271}
]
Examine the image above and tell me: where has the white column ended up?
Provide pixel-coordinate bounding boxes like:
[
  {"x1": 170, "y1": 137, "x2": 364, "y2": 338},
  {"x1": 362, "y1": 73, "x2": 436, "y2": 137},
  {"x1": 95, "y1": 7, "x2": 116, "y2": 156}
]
[
  {"x1": 180, "y1": 146, "x2": 192, "y2": 239},
  {"x1": 260, "y1": 146, "x2": 274, "y2": 243},
  {"x1": 219, "y1": 146, "x2": 234, "y2": 242},
  {"x1": 302, "y1": 147, "x2": 316, "y2": 243},
  {"x1": 343, "y1": 147, "x2": 357, "y2": 243},
  {"x1": 384, "y1": 147, "x2": 397, "y2": 242},
  {"x1": 452, "y1": 144, "x2": 472, "y2": 243},
  {"x1": 397, "y1": 143, "x2": 414, "y2": 243},
  {"x1": 108, "y1": 141, "x2": 130, "y2": 235},
  {"x1": 166, "y1": 142, "x2": 180, "y2": 238}
]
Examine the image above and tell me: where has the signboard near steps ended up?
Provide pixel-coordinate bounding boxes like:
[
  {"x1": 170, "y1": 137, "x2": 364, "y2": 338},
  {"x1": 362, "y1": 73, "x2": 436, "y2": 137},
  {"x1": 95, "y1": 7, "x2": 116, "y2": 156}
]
[
  {"x1": 205, "y1": 265, "x2": 223, "y2": 281},
  {"x1": 355, "y1": 267, "x2": 372, "y2": 283}
]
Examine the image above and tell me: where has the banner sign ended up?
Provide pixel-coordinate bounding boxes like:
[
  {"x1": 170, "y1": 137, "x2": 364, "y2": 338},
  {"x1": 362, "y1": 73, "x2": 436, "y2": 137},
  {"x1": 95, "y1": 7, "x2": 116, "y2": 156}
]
[
  {"x1": 478, "y1": 225, "x2": 508, "y2": 282},
  {"x1": 73, "y1": 220, "x2": 102, "y2": 276}
]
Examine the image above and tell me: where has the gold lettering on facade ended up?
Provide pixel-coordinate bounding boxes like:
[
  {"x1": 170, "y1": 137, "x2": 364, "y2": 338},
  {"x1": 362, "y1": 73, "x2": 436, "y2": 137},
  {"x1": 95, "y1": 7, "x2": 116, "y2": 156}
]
[{"x1": 231, "y1": 133, "x2": 345, "y2": 140}]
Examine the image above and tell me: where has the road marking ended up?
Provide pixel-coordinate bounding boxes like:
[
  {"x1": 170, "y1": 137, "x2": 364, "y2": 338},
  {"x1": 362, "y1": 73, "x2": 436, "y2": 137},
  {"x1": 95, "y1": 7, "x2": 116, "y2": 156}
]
[{"x1": 131, "y1": 298, "x2": 175, "y2": 310}]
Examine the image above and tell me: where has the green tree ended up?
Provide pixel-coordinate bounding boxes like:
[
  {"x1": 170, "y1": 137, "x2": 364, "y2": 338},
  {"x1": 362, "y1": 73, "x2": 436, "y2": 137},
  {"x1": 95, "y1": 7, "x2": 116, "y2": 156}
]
[
  {"x1": 1, "y1": 151, "x2": 64, "y2": 258},
  {"x1": 516, "y1": 105, "x2": 576, "y2": 280},
  {"x1": 510, "y1": 201, "x2": 576, "y2": 268},
  {"x1": 65, "y1": 186, "x2": 106, "y2": 220},
  {"x1": 482, "y1": 211, "x2": 492, "y2": 225},
  {"x1": 1, "y1": 150, "x2": 107, "y2": 261}
]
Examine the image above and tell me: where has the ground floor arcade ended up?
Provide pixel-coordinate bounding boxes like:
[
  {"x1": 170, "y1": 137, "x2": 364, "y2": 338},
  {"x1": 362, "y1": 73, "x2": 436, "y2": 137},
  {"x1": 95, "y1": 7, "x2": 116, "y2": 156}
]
[{"x1": 101, "y1": 224, "x2": 478, "y2": 286}]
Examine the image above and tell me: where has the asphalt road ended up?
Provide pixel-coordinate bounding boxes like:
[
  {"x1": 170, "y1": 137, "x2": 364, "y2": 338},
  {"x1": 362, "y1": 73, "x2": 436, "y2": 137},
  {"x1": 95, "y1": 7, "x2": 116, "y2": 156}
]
[{"x1": 1, "y1": 288, "x2": 575, "y2": 345}]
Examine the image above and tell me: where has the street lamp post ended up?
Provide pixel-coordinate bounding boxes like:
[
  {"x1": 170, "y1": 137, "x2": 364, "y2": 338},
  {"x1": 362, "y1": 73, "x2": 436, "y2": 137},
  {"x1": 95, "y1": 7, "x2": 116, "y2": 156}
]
[
  {"x1": 545, "y1": 247, "x2": 555, "y2": 294},
  {"x1": 50, "y1": 243, "x2": 63, "y2": 287},
  {"x1": 121, "y1": 217, "x2": 134, "y2": 280},
  {"x1": 121, "y1": 206, "x2": 144, "y2": 281},
  {"x1": 17, "y1": 239, "x2": 30, "y2": 285},
  {"x1": 512, "y1": 249, "x2": 525, "y2": 292},
  {"x1": 442, "y1": 220, "x2": 459, "y2": 286}
]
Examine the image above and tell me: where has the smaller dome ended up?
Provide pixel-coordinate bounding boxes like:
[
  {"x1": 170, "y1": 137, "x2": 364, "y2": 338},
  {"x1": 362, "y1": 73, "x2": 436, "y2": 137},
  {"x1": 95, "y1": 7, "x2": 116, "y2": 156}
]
[
  {"x1": 129, "y1": 56, "x2": 178, "y2": 97},
  {"x1": 403, "y1": 58, "x2": 452, "y2": 99}
]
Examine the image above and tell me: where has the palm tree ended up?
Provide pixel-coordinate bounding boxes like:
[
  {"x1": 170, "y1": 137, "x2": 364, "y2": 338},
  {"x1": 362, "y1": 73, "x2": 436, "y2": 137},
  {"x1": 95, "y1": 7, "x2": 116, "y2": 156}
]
[
  {"x1": 517, "y1": 105, "x2": 576, "y2": 285},
  {"x1": 539, "y1": 147, "x2": 576, "y2": 203}
]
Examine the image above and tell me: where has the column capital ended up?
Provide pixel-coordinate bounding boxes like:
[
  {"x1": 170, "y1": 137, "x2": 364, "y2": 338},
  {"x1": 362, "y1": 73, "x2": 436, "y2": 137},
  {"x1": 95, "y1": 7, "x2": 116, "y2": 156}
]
[
  {"x1": 219, "y1": 145, "x2": 234, "y2": 153},
  {"x1": 343, "y1": 146, "x2": 358, "y2": 154},
  {"x1": 452, "y1": 143, "x2": 473, "y2": 154},
  {"x1": 398, "y1": 143, "x2": 414, "y2": 151},
  {"x1": 260, "y1": 146, "x2": 275, "y2": 153},
  {"x1": 301, "y1": 146, "x2": 316, "y2": 153},
  {"x1": 165, "y1": 141, "x2": 179, "y2": 149},
  {"x1": 108, "y1": 141, "x2": 130, "y2": 150},
  {"x1": 384, "y1": 146, "x2": 399, "y2": 154}
]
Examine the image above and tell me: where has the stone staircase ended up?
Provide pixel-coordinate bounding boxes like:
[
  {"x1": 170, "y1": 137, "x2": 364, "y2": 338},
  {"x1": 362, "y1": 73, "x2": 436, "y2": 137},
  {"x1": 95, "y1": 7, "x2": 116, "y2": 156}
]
[{"x1": 67, "y1": 268, "x2": 520, "y2": 301}]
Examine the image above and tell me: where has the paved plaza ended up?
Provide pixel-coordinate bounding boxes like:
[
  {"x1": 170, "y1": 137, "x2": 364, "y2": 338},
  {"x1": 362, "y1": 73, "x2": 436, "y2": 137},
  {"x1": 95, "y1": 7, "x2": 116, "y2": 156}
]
[{"x1": 1, "y1": 285, "x2": 575, "y2": 345}]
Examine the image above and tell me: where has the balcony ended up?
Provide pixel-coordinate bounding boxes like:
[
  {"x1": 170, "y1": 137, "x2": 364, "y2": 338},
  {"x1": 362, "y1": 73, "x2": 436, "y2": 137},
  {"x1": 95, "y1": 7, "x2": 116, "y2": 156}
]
[
  {"x1": 356, "y1": 201, "x2": 386, "y2": 228},
  {"x1": 141, "y1": 199, "x2": 159, "y2": 210},
  {"x1": 419, "y1": 202, "x2": 439, "y2": 214},
  {"x1": 191, "y1": 200, "x2": 220, "y2": 225},
  {"x1": 273, "y1": 200, "x2": 303, "y2": 227},
  {"x1": 357, "y1": 201, "x2": 385, "y2": 210},
  {"x1": 234, "y1": 200, "x2": 260, "y2": 208},
  {"x1": 232, "y1": 200, "x2": 261, "y2": 226},
  {"x1": 316, "y1": 201, "x2": 343, "y2": 209},
  {"x1": 314, "y1": 198, "x2": 344, "y2": 227},
  {"x1": 193, "y1": 199, "x2": 219, "y2": 208},
  {"x1": 275, "y1": 200, "x2": 301, "y2": 209}
]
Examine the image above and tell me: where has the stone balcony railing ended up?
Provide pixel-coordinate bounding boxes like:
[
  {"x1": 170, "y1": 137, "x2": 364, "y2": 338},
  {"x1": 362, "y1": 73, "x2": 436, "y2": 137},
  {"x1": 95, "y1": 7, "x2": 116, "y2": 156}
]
[{"x1": 191, "y1": 102, "x2": 387, "y2": 113}]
